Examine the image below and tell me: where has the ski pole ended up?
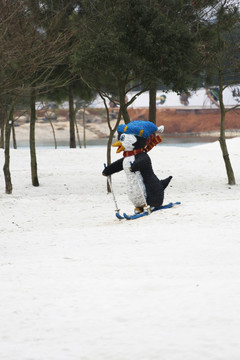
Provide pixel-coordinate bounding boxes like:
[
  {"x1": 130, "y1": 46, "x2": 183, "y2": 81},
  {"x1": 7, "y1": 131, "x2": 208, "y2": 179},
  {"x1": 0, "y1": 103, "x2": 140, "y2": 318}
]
[{"x1": 104, "y1": 164, "x2": 121, "y2": 215}]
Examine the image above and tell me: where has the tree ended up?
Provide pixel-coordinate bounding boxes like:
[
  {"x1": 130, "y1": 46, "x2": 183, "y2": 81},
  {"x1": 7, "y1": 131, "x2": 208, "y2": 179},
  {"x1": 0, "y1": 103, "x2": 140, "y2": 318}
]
[
  {"x1": 26, "y1": 1, "x2": 79, "y2": 182},
  {"x1": 114, "y1": 0, "x2": 207, "y2": 122},
  {"x1": 0, "y1": 0, "x2": 76, "y2": 192},
  {"x1": 34, "y1": 0, "x2": 81, "y2": 148},
  {"x1": 199, "y1": 0, "x2": 240, "y2": 185},
  {"x1": 72, "y1": 0, "x2": 153, "y2": 124}
]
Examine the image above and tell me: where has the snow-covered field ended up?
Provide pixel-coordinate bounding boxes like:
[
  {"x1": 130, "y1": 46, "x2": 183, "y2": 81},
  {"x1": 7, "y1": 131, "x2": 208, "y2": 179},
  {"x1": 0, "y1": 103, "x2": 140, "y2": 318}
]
[{"x1": 0, "y1": 138, "x2": 240, "y2": 360}]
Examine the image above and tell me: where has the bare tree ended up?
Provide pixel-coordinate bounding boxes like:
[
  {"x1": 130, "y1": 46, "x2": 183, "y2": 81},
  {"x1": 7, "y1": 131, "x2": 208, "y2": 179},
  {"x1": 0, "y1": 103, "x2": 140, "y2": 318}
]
[
  {"x1": 0, "y1": 0, "x2": 76, "y2": 191},
  {"x1": 200, "y1": 0, "x2": 240, "y2": 185}
]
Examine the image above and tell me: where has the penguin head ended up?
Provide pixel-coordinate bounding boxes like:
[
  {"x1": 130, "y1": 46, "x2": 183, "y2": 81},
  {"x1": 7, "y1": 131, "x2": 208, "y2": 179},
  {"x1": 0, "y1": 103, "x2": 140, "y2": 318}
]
[
  {"x1": 112, "y1": 120, "x2": 158, "y2": 153},
  {"x1": 112, "y1": 133, "x2": 147, "y2": 153}
]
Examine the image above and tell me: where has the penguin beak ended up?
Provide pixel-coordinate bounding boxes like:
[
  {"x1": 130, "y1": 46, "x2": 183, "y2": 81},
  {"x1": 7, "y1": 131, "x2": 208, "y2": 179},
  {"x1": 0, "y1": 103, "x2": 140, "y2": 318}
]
[{"x1": 112, "y1": 140, "x2": 125, "y2": 153}]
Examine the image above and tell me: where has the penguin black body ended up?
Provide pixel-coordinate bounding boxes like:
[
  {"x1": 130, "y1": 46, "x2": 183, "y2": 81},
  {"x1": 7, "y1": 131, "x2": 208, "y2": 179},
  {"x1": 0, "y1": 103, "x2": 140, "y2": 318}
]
[{"x1": 131, "y1": 152, "x2": 172, "y2": 207}]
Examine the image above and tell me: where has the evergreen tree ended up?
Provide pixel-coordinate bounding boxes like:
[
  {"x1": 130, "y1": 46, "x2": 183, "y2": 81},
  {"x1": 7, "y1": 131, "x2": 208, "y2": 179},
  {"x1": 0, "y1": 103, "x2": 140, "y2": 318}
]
[{"x1": 72, "y1": 0, "x2": 206, "y2": 125}]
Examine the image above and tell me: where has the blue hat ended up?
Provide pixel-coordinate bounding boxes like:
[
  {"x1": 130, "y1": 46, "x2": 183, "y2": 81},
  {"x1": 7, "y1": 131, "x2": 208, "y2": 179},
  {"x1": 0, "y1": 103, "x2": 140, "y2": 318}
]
[{"x1": 117, "y1": 120, "x2": 158, "y2": 138}]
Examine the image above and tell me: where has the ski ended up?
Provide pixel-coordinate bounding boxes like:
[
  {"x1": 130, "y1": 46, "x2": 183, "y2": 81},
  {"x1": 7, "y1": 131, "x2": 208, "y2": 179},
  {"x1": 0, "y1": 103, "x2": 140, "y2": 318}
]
[
  {"x1": 115, "y1": 212, "x2": 125, "y2": 220},
  {"x1": 122, "y1": 202, "x2": 181, "y2": 220}
]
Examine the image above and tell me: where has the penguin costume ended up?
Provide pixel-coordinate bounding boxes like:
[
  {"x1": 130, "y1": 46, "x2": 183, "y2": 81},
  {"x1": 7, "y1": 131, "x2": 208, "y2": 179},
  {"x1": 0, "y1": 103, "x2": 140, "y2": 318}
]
[{"x1": 102, "y1": 120, "x2": 172, "y2": 214}]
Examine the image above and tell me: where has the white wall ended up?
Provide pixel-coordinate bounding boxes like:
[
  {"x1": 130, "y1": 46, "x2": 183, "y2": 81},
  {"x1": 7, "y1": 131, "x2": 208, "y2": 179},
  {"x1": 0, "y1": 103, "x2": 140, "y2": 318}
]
[{"x1": 89, "y1": 86, "x2": 240, "y2": 109}]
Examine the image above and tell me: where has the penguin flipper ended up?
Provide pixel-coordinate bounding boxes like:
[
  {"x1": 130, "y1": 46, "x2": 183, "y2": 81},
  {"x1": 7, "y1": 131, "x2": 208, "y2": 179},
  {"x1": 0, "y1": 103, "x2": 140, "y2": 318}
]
[{"x1": 102, "y1": 158, "x2": 124, "y2": 176}]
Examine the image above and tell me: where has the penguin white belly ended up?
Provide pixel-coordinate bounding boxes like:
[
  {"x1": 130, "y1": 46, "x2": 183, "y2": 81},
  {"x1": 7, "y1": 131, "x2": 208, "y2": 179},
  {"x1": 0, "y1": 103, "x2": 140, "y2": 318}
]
[{"x1": 123, "y1": 155, "x2": 147, "y2": 207}]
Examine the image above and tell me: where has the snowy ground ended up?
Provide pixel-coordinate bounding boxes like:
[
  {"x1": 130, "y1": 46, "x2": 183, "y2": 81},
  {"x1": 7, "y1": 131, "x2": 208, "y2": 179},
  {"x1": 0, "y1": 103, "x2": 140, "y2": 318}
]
[{"x1": 0, "y1": 138, "x2": 240, "y2": 360}]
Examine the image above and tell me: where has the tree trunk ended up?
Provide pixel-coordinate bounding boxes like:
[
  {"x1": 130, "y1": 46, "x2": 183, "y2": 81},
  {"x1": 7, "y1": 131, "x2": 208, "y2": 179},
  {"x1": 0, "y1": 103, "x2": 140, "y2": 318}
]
[
  {"x1": 30, "y1": 89, "x2": 39, "y2": 186},
  {"x1": 218, "y1": 73, "x2": 236, "y2": 185},
  {"x1": 48, "y1": 118, "x2": 57, "y2": 149},
  {"x1": 11, "y1": 120, "x2": 17, "y2": 149},
  {"x1": 100, "y1": 92, "x2": 122, "y2": 193},
  {"x1": 74, "y1": 117, "x2": 82, "y2": 148},
  {"x1": 119, "y1": 82, "x2": 130, "y2": 124},
  {"x1": 69, "y1": 85, "x2": 76, "y2": 148},
  {"x1": 0, "y1": 104, "x2": 6, "y2": 149},
  {"x1": 106, "y1": 108, "x2": 122, "y2": 192},
  {"x1": 149, "y1": 81, "x2": 157, "y2": 124},
  {"x1": 3, "y1": 105, "x2": 14, "y2": 194},
  {"x1": 83, "y1": 105, "x2": 86, "y2": 148},
  {"x1": 219, "y1": 109, "x2": 236, "y2": 185}
]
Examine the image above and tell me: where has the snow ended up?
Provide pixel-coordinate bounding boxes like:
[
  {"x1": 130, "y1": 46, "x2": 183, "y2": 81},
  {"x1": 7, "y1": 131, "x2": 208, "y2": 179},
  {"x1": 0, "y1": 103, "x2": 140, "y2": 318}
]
[{"x1": 0, "y1": 138, "x2": 240, "y2": 360}]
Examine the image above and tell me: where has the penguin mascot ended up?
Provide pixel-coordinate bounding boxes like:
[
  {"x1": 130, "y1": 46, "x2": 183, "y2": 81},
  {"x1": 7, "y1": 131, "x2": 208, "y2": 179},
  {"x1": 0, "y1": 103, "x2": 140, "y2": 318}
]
[{"x1": 102, "y1": 120, "x2": 172, "y2": 214}]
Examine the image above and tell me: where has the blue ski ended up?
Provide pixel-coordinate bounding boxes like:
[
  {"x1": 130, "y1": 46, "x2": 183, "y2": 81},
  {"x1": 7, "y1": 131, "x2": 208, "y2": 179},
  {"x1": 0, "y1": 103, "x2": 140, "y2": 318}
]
[
  {"x1": 122, "y1": 202, "x2": 181, "y2": 220},
  {"x1": 116, "y1": 212, "x2": 125, "y2": 220}
]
